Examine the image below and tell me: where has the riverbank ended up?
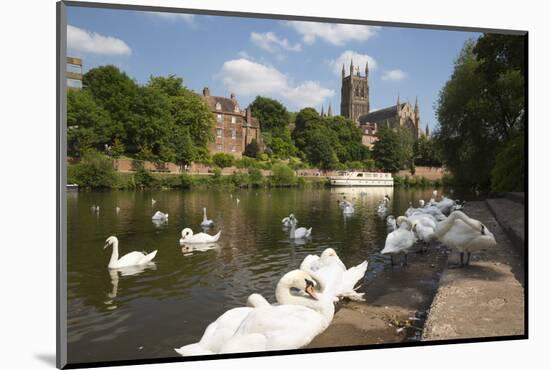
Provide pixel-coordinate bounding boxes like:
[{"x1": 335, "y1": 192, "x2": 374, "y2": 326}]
[{"x1": 308, "y1": 198, "x2": 525, "y2": 347}]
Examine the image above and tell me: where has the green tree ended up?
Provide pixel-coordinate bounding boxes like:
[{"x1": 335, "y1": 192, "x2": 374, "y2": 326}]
[
  {"x1": 212, "y1": 153, "x2": 235, "y2": 168},
  {"x1": 413, "y1": 136, "x2": 442, "y2": 167},
  {"x1": 491, "y1": 133, "x2": 524, "y2": 192},
  {"x1": 72, "y1": 150, "x2": 117, "y2": 188},
  {"x1": 271, "y1": 163, "x2": 296, "y2": 185},
  {"x1": 372, "y1": 127, "x2": 402, "y2": 173},
  {"x1": 110, "y1": 138, "x2": 125, "y2": 158}
]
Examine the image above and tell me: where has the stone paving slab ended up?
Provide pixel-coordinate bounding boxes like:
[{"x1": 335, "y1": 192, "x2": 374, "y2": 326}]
[
  {"x1": 486, "y1": 197, "x2": 525, "y2": 254},
  {"x1": 422, "y1": 201, "x2": 525, "y2": 340}
]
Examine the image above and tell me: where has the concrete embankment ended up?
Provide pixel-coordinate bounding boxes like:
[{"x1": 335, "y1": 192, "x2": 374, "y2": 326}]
[{"x1": 422, "y1": 199, "x2": 525, "y2": 340}]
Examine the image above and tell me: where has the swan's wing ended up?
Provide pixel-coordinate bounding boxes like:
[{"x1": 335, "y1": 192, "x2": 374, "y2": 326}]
[
  {"x1": 300, "y1": 254, "x2": 320, "y2": 271},
  {"x1": 339, "y1": 261, "x2": 368, "y2": 300},
  {"x1": 440, "y1": 219, "x2": 478, "y2": 249},
  {"x1": 139, "y1": 250, "x2": 157, "y2": 264},
  {"x1": 226, "y1": 305, "x2": 324, "y2": 352},
  {"x1": 176, "y1": 307, "x2": 253, "y2": 355},
  {"x1": 116, "y1": 251, "x2": 147, "y2": 266},
  {"x1": 247, "y1": 294, "x2": 270, "y2": 308}
]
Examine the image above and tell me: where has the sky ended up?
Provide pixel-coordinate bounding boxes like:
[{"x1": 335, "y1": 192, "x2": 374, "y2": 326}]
[{"x1": 66, "y1": 6, "x2": 482, "y2": 131}]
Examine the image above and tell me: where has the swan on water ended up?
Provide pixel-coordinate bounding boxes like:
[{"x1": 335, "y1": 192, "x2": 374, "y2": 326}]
[
  {"x1": 289, "y1": 215, "x2": 311, "y2": 239},
  {"x1": 433, "y1": 211, "x2": 496, "y2": 267},
  {"x1": 103, "y1": 236, "x2": 157, "y2": 269},
  {"x1": 281, "y1": 214, "x2": 297, "y2": 228},
  {"x1": 201, "y1": 208, "x2": 214, "y2": 228},
  {"x1": 179, "y1": 228, "x2": 221, "y2": 245},
  {"x1": 300, "y1": 248, "x2": 368, "y2": 301},
  {"x1": 419, "y1": 199, "x2": 425, "y2": 207},
  {"x1": 175, "y1": 270, "x2": 334, "y2": 355},
  {"x1": 381, "y1": 216, "x2": 417, "y2": 265},
  {"x1": 115, "y1": 206, "x2": 120, "y2": 214},
  {"x1": 151, "y1": 198, "x2": 157, "y2": 206},
  {"x1": 91, "y1": 205, "x2": 100, "y2": 212},
  {"x1": 386, "y1": 215, "x2": 397, "y2": 231},
  {"x1": 236, "y1": 197, "x2": 240, "y2": 205},
  {"x1": 342, "y1": 203, "x2": 355, "y2": 215},
  {"x1": 152, "y1": 211, "x2": 168, "y2": 221}
]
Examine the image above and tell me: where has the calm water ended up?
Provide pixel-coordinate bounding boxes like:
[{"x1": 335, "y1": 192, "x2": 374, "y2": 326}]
[{"x1": 66, "y1": 186, "x2": 471, "y2": 364}]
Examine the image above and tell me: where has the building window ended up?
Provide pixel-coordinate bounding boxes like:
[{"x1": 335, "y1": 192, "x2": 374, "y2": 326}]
[
  {"x1": 216, "y1": 128, "x2": 223, "y2": 137},
  {"x1": 217, "y1": 114, "x2": 223, "y2": 123},
  {"x1": 67, "y1": 78, "x2": 82, "y2": 89},
  {"x1": 231, "y1": 116, "x2": 236, "y2": 124},
  {"x1": 217, "y1": 144, "x2": 223, "y2": 151},
  {"x1": 234, "y1": 105, "x2": 240, "y2": 113},
  {"x1": 231, "y1": 129, "x2": 236, "y2": 139},
  {"x1": 66, "y1": 63, "x2": 82, "y2": 74},
  {"x1": 215, "y1": 102, "x2": 221, "y2": 111}
]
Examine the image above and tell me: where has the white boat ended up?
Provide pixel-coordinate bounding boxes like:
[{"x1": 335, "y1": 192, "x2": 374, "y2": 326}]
[{"x1": 329, "y1": 171, "x2": 394, "y2": 187}]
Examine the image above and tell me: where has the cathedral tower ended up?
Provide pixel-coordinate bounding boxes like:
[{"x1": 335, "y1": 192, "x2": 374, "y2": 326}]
[{"x1": 340, "y1": 61, "x2": 370, "y2": 122}]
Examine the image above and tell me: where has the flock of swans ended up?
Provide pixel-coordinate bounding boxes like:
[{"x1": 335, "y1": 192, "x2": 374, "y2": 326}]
[
  {"x1": 380, "y1": 191, "x2": 497, "y2": 267},
  {"x1": 98, "y1": 189, "x2": 497, "y2": 356}
]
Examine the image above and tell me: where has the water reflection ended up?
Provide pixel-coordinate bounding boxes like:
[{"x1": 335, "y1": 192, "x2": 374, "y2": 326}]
[
  {"x1": 181, "y1": 243, "x2": 220, "y2": 255},
  {"x1": 104, "y1": 263, "x2": 157, "y2": 309}
]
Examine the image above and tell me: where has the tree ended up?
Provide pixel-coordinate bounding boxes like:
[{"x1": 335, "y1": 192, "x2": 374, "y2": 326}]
[
  {"x1": 435, "y1": 34, "x2": 525, "y2": 190},
  {"x1": 250, "y1": 96, "x2": 295, "y2": 158},
  {"x1": 66, "y1": 89, "x2": 112, "y2": 156},
  {"x1": 212, "y1": 153, "x2": 235, "y2": 168},
  {"x1": 413, "y1": 136, "x2": 442, "y2": 167},
  {"x1": 72, "y1": 150, "x2": 117, "y2": 188},
  {"x1": 110, "y1": 138, "x2": 125, "y2": 158},
  {"x1": 491, "y1": 133, "x2": 524, "y2": 192},
  {"x1": 371, "y1": 127, "x2": 403, "y2": 173}
]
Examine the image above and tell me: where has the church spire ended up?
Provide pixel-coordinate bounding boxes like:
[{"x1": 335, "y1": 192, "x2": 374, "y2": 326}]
[
  {"x1": 350, "y1": 58, "x2": 354, "y2": 76},
  {"x1": 396, "y1": 93, "x2": 400, "y2": 108},
  {"x1": 425, "y1": 123, "x2": 430, "y2": 137},
  {"x1": 342, "y1": 63, "x2": 345, "y2": 79},
  {"x1": 365, "y1": 61, "x2": 369, "y2": 77},
  {"x1": 415, "y1": 96, "x2": 419, "y2": 113},
  {"x1": 328, "y1": 102, "x2": 332, "y2": 117}
]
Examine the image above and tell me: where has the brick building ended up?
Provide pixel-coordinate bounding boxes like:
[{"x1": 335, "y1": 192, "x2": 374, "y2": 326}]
[
  {"x1": 66, "y1": 57, "x2": 83, "y2": 90},
  {"x1": 201, "y1": 87, "x2": 261, "y2": 158}
]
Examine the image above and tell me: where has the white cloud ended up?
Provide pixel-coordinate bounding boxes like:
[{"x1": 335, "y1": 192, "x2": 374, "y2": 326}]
[
  {"x1": 238, "y1": 51, "x2": 255, "y2": 60},
  {"x1": 329, "y1": 50, "x2": 377, "y2": 76},
  {"x1": 381, "y1": 69, "x2": 407, "y2": 81},
  {"x1": 219, "y1": 58, "x2": 334, "y2": 109},
  {"x1": 67, "y1": 25, "x2": 131, "y2": 56},
  {"x1": 250, "y1": 32, "x2": 301, "y2": 53},
  {"x1": 149, "y1": 12, "x2": 195, "y2": 23},
  {"x1": 288, "y1": 21, "x2": 379, "y2": 46}
]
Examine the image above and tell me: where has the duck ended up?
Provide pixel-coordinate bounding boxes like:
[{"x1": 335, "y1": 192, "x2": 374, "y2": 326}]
[
  {"x1": 152, "y1": 211, "x2": 169, "y2": 221},
  {"x1": 381, "y1": 216, "x2": 417, "y2": 265},
  {"x1": 103, "y1": 236, "x2": 157, "y2": 269},
  {"x1": 300, "y1": 248, "x2": 368, "y2": 301},
  {"x1": 200, "y1": 208, "x2": 214, "y2": 228},
  {"x1": 289, "y1": 215, "x2": 312, "y2": 239},
  {"x1": 175, "y1": 270, "x2": 334, "y2": 355},
  {"x1": 179, "y1": 228, "x2": 221, "y2": 245},
  {"x1": 281, "y1": 214, "x2": 297, "y2": 228},
  {"x1": 433, "y1": 211, "x2": 496, "y2": 267}
]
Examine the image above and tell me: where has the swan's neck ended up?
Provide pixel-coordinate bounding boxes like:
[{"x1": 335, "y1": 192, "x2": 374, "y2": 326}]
[
  {"x1": 289, "y1": 222, "x2": 296, "y2": 238},
  {"x1": 203, "y1": 208, "x2": 207, "y2": 221},
  {"x1": 275, "y1": 279, "x2": 334, "y2": 328},
  {"x1": 109, "y1": 240, "x2": 119, "y2": 266}
]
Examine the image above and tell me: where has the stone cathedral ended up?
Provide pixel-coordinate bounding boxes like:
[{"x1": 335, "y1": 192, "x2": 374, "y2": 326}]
[{"x1": 339, "y1": 60, "x2": 426, "y2": 148}]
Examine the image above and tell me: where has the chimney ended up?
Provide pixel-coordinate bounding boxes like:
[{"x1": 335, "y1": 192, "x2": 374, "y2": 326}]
[
  {"x1": 230, "y1": 92, "x2": 236, "y2": 100},
  {"x1": 202, "y1": 87, "x2": 210, "y2": 97},
  {"x1": 246, "y1": 107, "x2": 252, "y2": 123}
]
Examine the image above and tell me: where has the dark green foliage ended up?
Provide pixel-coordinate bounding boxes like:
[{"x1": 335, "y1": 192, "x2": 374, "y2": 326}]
[
  {"x1": 371, "y1": 128, "x2": 404, "y2": 173},
  {"x1": 435, "y1": 34, "x2": 525, "y2": 191},
  {"x1": 248, "y1": 168, "x2": 263, "y2": 187},
  {"x1": 413, "y1": 136, "x2": 442, "y2": 167},
  {"x1": 270, "y1": 163, "x2": 296, "y2": 186},
  {"x1": 71, "y1": 150, "x2": 117, "y2": 188},
  {"x1": 491, "y1": 133, "x2": 524, "y2": 192},
  {"x1": 133, "y1": 165, "x2": 157, "y2": 188},
  {"x1": 212, "y1": 153, "x2": 235, "y2": 169}
]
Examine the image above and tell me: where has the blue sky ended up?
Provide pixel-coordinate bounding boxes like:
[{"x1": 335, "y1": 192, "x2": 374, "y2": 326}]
[{"x1": 67, "y1": 6, "x2": 481, "y2": 131}]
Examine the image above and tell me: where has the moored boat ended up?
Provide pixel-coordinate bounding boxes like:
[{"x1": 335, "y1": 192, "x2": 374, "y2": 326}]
[{"x1": 329, "y1": 171, "x2": 393, "y2": 187}]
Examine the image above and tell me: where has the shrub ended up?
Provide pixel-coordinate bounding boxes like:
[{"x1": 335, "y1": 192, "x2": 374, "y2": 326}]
[
  {"x1": 134, "y1": 165, "x2": 157, "y2": 188},
  {"x1": 72, "y1": 150, "x2": 117, "y2": 188},
  {"x1": 248, "y1": 167, "x2": 263, "y2": 187},
  {"x1": 271, "y1": 163, "x2": 296, "y2": 186},
  {"x1": 491, "y1": 134, "x2": 524, "y2": 192},
  {"x1": 212, "y1": 153, "x2": 235, "y2": 169},
  {"x1": 180, "y1": 173, "x2": 193, "y2": 189}
]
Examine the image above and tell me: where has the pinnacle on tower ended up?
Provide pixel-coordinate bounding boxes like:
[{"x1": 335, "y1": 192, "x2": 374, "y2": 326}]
[
  {"x1": 320, "y1": 104, "x2": 324, "y2": 117},
  {"x1": 425, "y1": 123, "x2": 430, "y2": 137},
  {"x1": 342, "y1": 64, "x2": 345, "y2": 79},
  {"x1": 415, "y1": 96, "x2": 419, "y2": 113},
  {"x1": 350, "y1": 58, "x2": 354, "y2": 76},
  {"x1": 365, "y1": 61, "x2": 369, "y2": 77},
  {"x1": 397, "y1": 93, "x2": 400, "y2": 108},
  {"x1": 328, "y1": 102, "x2": 332, "y2": 117}
]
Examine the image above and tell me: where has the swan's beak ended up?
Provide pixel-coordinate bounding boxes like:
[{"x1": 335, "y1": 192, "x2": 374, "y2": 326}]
[
  {"x1": 305, "y1": 285, "x2": 318, "y2": 300},
  {"x1": 103, "y1": 243, "x2": 109, "y2": 249}
]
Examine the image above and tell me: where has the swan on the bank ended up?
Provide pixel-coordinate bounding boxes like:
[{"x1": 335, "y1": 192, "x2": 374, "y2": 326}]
[
  {"x1": 381, "y1": 216, "x2": 416, "y2": 265},
  {"x1": 289, "y1": 215, "x2": 311, "y2": 239},
  {"x1": 103, "y1": 236, "x2": 157, "y2": 269},
  {"x1": 174, "y1": 270, "x2": 334, "y2": 355},
  {"x1": 201, "y1": 208, "x2": 214, "y2": 228},
  {"x1": 179, "y1": 228, "x2": 221, "y2": 245},
  {"x1": 433, "y1": 211, "x2": 496, "y2": 266},
  {"x1": 300, "y1": 248, "x2": 368, "y2": 301},
  {"x1": 152, "y1": 211, "x2": 169, "y2": 221}
]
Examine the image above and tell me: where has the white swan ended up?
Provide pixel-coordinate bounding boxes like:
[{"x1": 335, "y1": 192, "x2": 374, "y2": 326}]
[
  {"x1": 289, "y1": 215, "x2": 311, "y2": 239},
  {"x1": 408, "y1": 213, "x2": 437, "y2": 250},
  {"x1": 201, "y1": 208, "x2": 214, "y2": 228},
  {"x1": 103, "y1": 236, "x2": 157, "y2": 269},
  {"x1": 151, "y1": 198, "x2": 156, "y2": 205},
  {"x1": 175, "y1": 270, "x2": 334, "y2": 355},
  {"x1": 115, "y1": 206, "x2": 120, "y2": 214},
  {"x1": 91, "y1": 205, "x2": 100, "y2": 212},
  {"x1": 236, "y1": 197, "x2": 240, "y2": 205},
  {"x1": 152, "y1": 211, "x2": 168, "y2": 220},
  {"x1": 300, "y1": 248, "x2": 368, "y2": 301},
  {"x1": 386, "y1": 215, "x2": 397, "y2": 231},
  {"x1": 180, "y1": 228, "x2": 221, "y2": 245},
  {"x1": 342, "y1": 204, "x2": 355, "y2": 215},
  {"x1": 433, "y1": 211, "x2": 496, "y2": 266},
  {"x1": 419, "y1": 199, "x2": 425, "y2": 207},
  {"x1": 381, "y1": 216, "x2": 417, "y2": 265},
  {"x1": 281, "y1": 213, "x2": 297, "y2": 228}
]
